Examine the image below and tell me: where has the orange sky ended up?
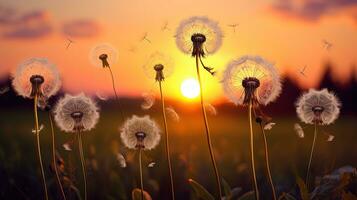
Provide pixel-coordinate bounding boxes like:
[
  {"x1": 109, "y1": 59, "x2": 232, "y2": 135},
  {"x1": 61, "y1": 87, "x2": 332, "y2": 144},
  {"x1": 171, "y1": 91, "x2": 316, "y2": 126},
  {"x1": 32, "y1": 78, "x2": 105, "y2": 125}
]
[{"x1": 0, "y1": 0, "x2": 356, "y2": 103}]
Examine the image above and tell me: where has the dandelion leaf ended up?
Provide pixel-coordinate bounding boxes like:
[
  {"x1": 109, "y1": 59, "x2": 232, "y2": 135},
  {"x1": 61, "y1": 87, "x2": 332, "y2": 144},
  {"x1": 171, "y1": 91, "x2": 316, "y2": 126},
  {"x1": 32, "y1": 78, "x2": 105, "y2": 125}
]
[
  {"x1": 238, "y1": 191, "x2": 255, "y2": 200},
  {"x1": 131, "y1": 188, "x2": 152, "y2": 200},
  {"x1": 188, "y1": 179, "x2": 215, "y2": 200},
  {"x1": 296, "y1": 176, "x2": 309, "y2": 200},
  {"x1": 278, "y1": 193, "x2": 297, "y2": 200},
  {"x1": 221, "y1": 178, "x2": 232, "y2": 199}
]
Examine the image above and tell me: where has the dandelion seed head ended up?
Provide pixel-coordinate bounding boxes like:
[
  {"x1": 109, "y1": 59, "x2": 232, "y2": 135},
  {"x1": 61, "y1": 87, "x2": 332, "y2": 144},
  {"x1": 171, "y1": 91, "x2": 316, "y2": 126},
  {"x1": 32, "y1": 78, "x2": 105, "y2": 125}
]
[
  {"x1": 141, "y1": 92, "x2": 155, "y2": 110},
  {"x1": 143, "y1": 52, "x2": 174, "y2": 82},
  {"x1": 89, "y1": 43, "x2": 118, "y2": 68},
  {"x1": 12, "y1": 58, "x2": 61, "y2": 99},
  {"x1": 165, "y1": 106, "x2": 180, "y2": 122},
  {"x1": 205, "y1": 103, "x2": 217, "y2": 116},
  {"x1": 120, "y1": 115, "x2": 161, "y2": 150},
  {"x1": 54, "y1": 93, "x2": 99, "y2": 133},
  {"x1": 296, "y1": 89, "x2": 341, "y2": 125},
  {"x1": 222, "y1": 55, "x2": 281, "y2": 106},
  {"x1": 175, "y1": 16, "x2": 223, "y2": 56}
]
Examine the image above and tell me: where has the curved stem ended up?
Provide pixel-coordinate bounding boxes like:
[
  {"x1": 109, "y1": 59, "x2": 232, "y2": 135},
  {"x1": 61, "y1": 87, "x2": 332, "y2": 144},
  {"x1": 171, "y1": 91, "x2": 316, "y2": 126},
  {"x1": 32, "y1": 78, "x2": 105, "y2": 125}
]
[
  {"x1": 259, "y1": 123, "x2": 277, "y2": 200},
  {"x1": 195, "y1": 55, "x2": 222, "y2": 199},
  {"x1": 158, "y1": 81, "x2": 175, "y2": 200},
  {"x1": 139, "y1": 148, "x2": 144, "y2": 200},
  {"x1": 107, "y1": 66, "x2": 125, "y2": 122},
  {"x1": 34, "y1": 95, "x2": 49, "y2": 200},
  {"x1": 306, "y1": 123, "x2": 317, "y2": 190},
  {"x1": 49, "y1": 112, "x2": 67, "y2": 200},
  {"x1": 77, "y1": 132, "x2": 87, "y2": 200},
  {"x1": 249, "y1": 102, "x2": 259, "y2": 200}
]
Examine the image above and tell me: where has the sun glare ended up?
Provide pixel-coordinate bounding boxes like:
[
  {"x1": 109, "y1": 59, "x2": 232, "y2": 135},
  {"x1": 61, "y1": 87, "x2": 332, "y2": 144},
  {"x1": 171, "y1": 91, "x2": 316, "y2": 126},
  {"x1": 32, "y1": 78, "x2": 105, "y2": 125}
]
[{"x1": 180, "y1": 78, "x2": 200, "y2": 99}]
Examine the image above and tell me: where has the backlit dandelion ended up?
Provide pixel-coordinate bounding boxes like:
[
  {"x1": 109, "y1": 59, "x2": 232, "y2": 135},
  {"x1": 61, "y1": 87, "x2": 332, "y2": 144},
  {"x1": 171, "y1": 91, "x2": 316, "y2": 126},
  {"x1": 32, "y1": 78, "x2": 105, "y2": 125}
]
[
  {"x1": 222, "y1": 55, "x2": 282, "y2": 200},
  {"x1": 54, "y1": 93, "x2": 100, "y2": 200},
  {"x1": 12, "y1": 58, "x2": 62, "y2": 200},
  {"x1": 295, "y1": 89, "x2": 341, "y2": 189},
  {"x1": 176, "y1": 16, "x2": 223, "y2": 198},
  {"x1": 142, "y1": 52, "x2": 176, "y2": 199},
  {"x1": 120, "y1": 115, "x2": 161, "y2": 200},
  {"x1": 89, "y1": 43, "x2": 124, "y2": 120}
]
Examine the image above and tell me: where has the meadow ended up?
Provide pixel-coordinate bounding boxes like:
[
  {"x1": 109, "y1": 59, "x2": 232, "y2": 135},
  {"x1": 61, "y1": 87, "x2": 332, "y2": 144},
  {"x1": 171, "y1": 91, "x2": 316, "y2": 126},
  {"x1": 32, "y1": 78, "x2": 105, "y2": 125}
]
[{"x1": 0, "y1": 99, "x2": 356, "y2": 200}]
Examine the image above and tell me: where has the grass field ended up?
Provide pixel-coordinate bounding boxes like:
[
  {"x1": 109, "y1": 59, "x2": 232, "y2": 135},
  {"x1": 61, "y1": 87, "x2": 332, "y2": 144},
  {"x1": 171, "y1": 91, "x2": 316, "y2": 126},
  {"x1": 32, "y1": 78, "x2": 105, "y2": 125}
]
[{"x1": 0, "y1": 102, "x2": 356, "y2": 199}]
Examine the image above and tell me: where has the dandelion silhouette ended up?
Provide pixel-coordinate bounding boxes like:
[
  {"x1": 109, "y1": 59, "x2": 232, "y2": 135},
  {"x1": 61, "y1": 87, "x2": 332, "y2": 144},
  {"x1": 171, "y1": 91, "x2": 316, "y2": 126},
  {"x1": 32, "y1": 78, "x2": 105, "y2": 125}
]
[
  {"x1": 12, "y1": 58, "x2": 61, "y2": 200},
  {"x1": 90, "y1": 43, "x2": 124, "y2": 120},
  {"x1": 54, "y1": 93, "x2": 100, "y2": 200},
  {"x1": 222, "y1": 55, "x2": 282, "y2": 200},
  {"x1": 120, "y1": 115, "x2": 161, "y2": 200},
  {"x1": 227, "y1": 23, "x2": 239, "y2": 33},
  {"x1": 140, "y1": 32, "x2": 151, "y2": 44},
  {"x1": 176, "y1": 16, "x2": 223, "y2": 198},
  {"x1": 295, "y1": 89, "x2": 341, "y2": 189},
  {"x1": 142, "y1": 52, "x2": 176, "y2": 200},
  {"x1": 322, "y1": 39, "x2": 333, "y2": 51}
]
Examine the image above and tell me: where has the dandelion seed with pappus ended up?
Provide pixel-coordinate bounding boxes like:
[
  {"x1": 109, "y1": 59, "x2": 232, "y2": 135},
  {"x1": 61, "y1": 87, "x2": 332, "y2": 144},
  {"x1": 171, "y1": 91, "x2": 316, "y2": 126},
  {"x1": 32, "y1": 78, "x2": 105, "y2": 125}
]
[
  {"x1": 222, "y1": 55, "x2": 282, "y2": 200},
  {"x1": 12, "y1": 58, "x2": 61, "y2": 200},
  {"x1": 176, "y1": 16, "x2": 223, "y2": 199},
  {"x1": 295, "y1": 88, "x2": 341, "y2": 189},
  {"x1": 54, "y1": 93, "x2": 100, "y2": 200}
]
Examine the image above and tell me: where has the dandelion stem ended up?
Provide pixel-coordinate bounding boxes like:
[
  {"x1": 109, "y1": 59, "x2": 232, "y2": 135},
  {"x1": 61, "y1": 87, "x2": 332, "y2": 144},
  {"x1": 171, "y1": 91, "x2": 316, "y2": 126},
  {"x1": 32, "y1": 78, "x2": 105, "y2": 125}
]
[
  {"x1": 77, "y1": 132, "x2": 87, "y2": 200},
  {"x1": 249, "y1": 102, "x2": 259, "y2": 200},
  {"x1": 49, "y1": 112, "x2": 67, "y2": 200},
  {"x1": 258, "y1": 123, "x2": 277, "y2": 200},
  {"x1": 306, "y1": 122, "x2": 317, "y2": 190},
  {"x1": 139, "y1": 148, "x2": 144, "y2": 200},
  {"x1": 33, "y1": 94, "x2": 49, "y2": 200},
  {"x1": 195, "y1": 55, "x2": 222, "y2": 199},
  {"x1": 158, "y1": 80, "x2": 175, "y2": 200},
  {"x1": 107, "y1": 66, "x2": 125, "y2": 122}
]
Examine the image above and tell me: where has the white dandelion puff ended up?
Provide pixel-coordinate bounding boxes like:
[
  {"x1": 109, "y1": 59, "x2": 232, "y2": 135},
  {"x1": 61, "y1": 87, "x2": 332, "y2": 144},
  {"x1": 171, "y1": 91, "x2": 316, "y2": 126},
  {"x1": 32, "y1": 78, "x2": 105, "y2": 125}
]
[
  {"x1": 264, "y1": 122, "x2": 276, "y2": 130},
  {"x1": 175, "y1": 16, "x2": 223, "y2": 56},
  {"x1": 89, "y1": 43, "x2": 118, "y2": 68},
  {"x1": 294, "y1": 123, "x2": 305, "y2": 138},
  {"x1": 222, "y1": 55, "x2": 282, "y2": 106},
  {"x1": 205, "y1": 103, "x2": 217, "y2": 116},
  {"x1": 148, "y1": 162, "x2": 156, "y2": 168},
  {"x1": 120, "y1": 115, "x2": 161, "y2": 150},
  {"x1": 142, "y1": 52, "x2": 174, "y2": 82},
  {"x1": 32, "y1": 124, "x2": 44, "y2": 134},
  {"x1": 54, "y1": 93, "x2": 100, "y2": 133},
  {"x1": 12, "y1": 58, "x2": 61, "y2": 99},
  {"x1": 165, "y1": 106, "x2": 180, "y2": 122},
  {"x1": 141, "y1": 92, "x2": 155, "y2": 110},
  {"x1": 296, "y1": 89, "x2": 341, "y2": 125},
  {"x1": 116, "y1": 153, "x2": 127, "y2": 168}
]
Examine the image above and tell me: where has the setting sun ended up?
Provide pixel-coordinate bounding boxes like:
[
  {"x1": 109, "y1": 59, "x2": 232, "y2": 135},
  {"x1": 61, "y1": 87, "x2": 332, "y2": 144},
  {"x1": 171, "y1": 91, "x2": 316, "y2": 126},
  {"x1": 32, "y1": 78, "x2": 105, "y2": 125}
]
[{"x1": 180, "y1": 78, "x2": 200, "y2": 99}]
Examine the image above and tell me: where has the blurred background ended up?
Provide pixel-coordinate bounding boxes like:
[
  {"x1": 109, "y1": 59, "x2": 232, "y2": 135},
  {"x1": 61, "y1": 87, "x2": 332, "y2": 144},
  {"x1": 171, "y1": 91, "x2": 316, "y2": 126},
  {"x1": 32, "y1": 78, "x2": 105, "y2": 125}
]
[{"x1": 0, "y1": 0, "x2": 356, "y2": 199}]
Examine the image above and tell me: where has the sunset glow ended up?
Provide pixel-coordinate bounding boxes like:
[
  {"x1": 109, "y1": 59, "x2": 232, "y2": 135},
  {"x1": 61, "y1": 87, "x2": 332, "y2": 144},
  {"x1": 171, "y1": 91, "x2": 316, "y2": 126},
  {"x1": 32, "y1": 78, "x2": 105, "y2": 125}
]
[{"x1": 180, "y1": 78, "x2": 200, "y2": 99}]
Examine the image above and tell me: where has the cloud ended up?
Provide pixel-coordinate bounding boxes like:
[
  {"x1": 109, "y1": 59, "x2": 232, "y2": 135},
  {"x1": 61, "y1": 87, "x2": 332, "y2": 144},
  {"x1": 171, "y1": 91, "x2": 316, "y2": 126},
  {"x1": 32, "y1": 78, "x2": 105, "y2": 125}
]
[
  {"x1": 270, "y1": 0, "x2": 357, "y2": 22},
  {"x1": 62, "y1": 19, "x2": 101, "y2": 38},
  {"x1": 0, "y1": 7, "x2": 53, "y2": 39}
]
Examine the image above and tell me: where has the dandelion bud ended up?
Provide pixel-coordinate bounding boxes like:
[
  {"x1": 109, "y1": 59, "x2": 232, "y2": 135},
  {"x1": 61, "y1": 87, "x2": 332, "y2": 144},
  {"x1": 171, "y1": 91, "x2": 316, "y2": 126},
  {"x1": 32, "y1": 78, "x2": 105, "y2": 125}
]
[
  {"x1": 30, "y1": 75, "x2": 44, "y2": 97},
  {"x1": 99, "y1": 54, "x2": 110, "y2": 68},
  {"x1": 135, "y1": 132, "x2": 146, "y2": 149},
  {"x1": 154, "y1": 64, "x2": 165, "y2": 82},
  {"x1": 191, "y1": 33, "x2": 206, "y2": 57}
]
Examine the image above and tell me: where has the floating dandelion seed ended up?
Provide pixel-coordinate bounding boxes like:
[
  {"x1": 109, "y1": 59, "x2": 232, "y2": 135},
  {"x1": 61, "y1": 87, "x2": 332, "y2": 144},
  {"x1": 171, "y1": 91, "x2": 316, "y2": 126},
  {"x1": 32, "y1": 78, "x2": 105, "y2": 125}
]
[
  {"x1": 264, "y1": 122, "x2": 276, "y2": 130},
  {"x1": 141, "y1": 92, "x2": 155, "y2": 110},
  {"x1": 205, "y1": 103, "x2": 217, "y2": 116},
  {"x1": 143, "y1": 52, "x2": 174, "y2": 82},
  {"x1": 62, "y1": 142, "x2": 73, "y2": 151},
  {"x1": 116, "y1": 153, "x2": 127, "y2": 168},
  {"x1": 89, "y1": 43, "x2": 118, "y2": 68},
  {"x1": 0, "y1": 86, "x2": 9, "y2": 95},
  {"x1": 66, "y1": 38, "x2": 75, "y2": 50},
  {"x1": 176, "y1": 16, "x2": 223, "y2": 198},
  {"x1": 222, "y1": 55, "x2": 282, "y2": 106},
  {"x1": 148, "y1": 162, "x2": 156, "y2": 168},
  {"x1": 222, "y1": 55, "x2": 282, "y2": 200},
  {"x1": 120, "y1": 115, "x2": 161, "y2": 150},
  {"x1": 161, "y1": 21, "x2": 170, "y2": 31},
  {"x1": 120, "y1": 115, "x2": 161, "y2": 200},
  {"x1": 54, "y1": 93, "x2": 99, "y2": 200},
  {"x1": 322, "y1": 39, "x2": 333, "y2": 51},
  {"x1": 140, "y1": 32, "x2": 152, "y2": 44},
  {"x1": 54, "y1": 93, "x2": 99, "y2": 133},
  {"x1": 294, "y1": 123, "x2": 305, "y2": 138},
  {"x1": 325, "y1": 133, "x2": 335, "y2": 142},
  {"x1": 296, "y1": 89, "x2": 341, "y2": 125},
  {"x1": 227, "y1": 23, "x2": 239, "y2": 33},
  {"x1": 299, "y1": 65, "x2": 308, "y2": 77},
  {"x1": 165, "y1": 107, "x2": 180, "y2": 122},
  {"x1": 32, "y1": 124, "x2": 44, "y2": 134}
]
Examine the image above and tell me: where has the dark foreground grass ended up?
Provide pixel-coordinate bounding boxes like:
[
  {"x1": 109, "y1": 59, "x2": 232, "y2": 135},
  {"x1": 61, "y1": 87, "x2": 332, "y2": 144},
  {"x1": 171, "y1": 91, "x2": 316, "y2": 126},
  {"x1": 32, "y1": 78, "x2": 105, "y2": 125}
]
[{"x1": 0, "y1": 105, "x2": 356, "y2": 199}]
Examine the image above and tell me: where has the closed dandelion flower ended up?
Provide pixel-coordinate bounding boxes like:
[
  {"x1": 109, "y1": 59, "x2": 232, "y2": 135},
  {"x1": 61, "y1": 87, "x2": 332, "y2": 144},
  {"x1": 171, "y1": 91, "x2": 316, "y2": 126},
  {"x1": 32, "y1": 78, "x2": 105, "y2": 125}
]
[
  {"x1": 120, "y1": 115, "x2": 161, "y2": 150},
  {"x1": 296, "y1": 89, "x2": 340, "y2": 125},
  {"x1": 54, "y1": 93, "x2": 99, "y2": 133},
  {"x1": 222, "y1": 55, "x2": 282, "y2": 106},
  {"x1": 143, "y1": 52, "x2": 174, "y2": 82},
  {"x1": 12, "y1": 58, "x2": 61, "y2": 99},
  {"x1": 176, "y1": 16, "x2": 222, "y2": 56},
  {"x1": 89, "y1": 43, "x2": 118, "y2": 68}
]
